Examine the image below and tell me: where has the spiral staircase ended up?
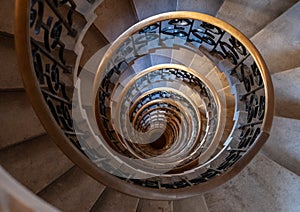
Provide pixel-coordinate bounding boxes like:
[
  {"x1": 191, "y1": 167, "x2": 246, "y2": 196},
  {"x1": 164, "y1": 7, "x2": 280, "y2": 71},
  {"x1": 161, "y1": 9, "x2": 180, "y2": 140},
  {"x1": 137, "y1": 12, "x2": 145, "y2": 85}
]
[{"x1": 0, "y1": 0, "x2": 300, "y2": 211}]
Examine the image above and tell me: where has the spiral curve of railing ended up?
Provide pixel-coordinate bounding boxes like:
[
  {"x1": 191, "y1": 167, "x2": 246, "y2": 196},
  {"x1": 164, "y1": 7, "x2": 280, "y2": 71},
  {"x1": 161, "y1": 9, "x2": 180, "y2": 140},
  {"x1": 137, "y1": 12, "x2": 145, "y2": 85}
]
[{"x1": 15, "y1": 0, "x2": 274, "y2": 200}]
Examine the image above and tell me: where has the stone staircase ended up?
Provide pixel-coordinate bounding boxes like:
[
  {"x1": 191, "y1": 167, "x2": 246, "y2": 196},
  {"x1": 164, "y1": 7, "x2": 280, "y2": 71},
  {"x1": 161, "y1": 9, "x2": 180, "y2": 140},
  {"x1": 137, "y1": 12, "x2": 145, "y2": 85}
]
[{"x1": 0, "y1": 0, "x2": 299, "y2": 211}]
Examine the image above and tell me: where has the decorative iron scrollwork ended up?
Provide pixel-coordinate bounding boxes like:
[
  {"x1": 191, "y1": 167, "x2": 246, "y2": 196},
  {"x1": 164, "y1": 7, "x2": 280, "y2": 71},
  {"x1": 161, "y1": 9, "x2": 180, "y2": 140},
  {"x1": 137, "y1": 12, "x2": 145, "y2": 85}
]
[{"x1": 29, "y1": 0, "x2": 79, "y2": 148}]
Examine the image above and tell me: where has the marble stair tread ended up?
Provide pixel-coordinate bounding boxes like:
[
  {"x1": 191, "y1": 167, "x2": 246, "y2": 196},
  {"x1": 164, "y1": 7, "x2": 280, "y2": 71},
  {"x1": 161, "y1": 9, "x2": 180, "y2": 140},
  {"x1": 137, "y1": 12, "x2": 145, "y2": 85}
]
[
  {"x1": 177, "y1": 0, "x2": 224, "y2": 16},
  {"x1": 251, "y1": 2, "x2": 300, "y2": 74},
  {"x1": 272, "y1": 67, "x2": 300, "y2": 120},
  {"x1": 137, "y1": 199, "x2": 173, "y2": 212},
  {"x1": 216, "y1": 0, "x2": 298, "y2": 38},
  {"x1": 0, "y1": 34, "x2": 23, "y2": 90},
  {"x1": 90, "y1": 188, "x2": 139, "y2": 212},
  {"x1": 38, "y1": 166, "x2": 106, "y2": 212},
  {"x1": 0, "y1": 91, "x2": 45, "y2": 149},
  {"x1": 94, "y1": 0, "x2": 138, "y2": 42},
  {"x1": 132, "y1": 0, "x2": 176, "y2": 20},
  {"x1": 204, "y1": 153, "x2": 300, "y2": 212},
  {"x1": 262, "y1": 116, "x2": 300, "y2": 176},
  {"x1": 0, "y1": 135, "x2": 74, "y2": 194},
  {"x1": 173, "y1": 195, "x2": 209, "y2": 212}
]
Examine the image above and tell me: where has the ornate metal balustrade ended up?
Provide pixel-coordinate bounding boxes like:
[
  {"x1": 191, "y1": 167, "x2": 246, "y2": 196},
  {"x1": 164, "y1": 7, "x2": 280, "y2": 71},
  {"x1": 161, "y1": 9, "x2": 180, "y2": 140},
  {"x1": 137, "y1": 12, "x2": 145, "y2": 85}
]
[{"x1": 15, "y1": 0, "x2": 274, "y2": 200}]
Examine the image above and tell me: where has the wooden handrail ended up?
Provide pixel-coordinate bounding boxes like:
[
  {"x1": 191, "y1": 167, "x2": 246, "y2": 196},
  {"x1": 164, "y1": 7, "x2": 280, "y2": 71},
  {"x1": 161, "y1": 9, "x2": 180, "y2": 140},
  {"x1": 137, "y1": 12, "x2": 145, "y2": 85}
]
[{"x1": 15, "y1": 1, "x2": 274, "y2": 200}]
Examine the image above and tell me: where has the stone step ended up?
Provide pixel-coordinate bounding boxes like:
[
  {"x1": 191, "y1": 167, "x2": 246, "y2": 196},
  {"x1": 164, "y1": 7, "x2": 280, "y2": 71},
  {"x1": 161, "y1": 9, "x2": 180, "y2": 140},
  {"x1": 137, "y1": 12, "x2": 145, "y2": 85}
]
[
  {"x1": 0, "y1": 91, "x2": 45, "y2": 149},
  {"x1": 272, "y1": 67, "x2": 300, "y2": 120},
  {"x1": 79, "y1": 23, "x2": 109, "y2": 71},
  {"x1": 38, "y1": 166, "x2": 106, "y2": 212},
  {"x1": 205, "y1": 67, "x2": 229, "y2": 91},
  {"x1": 0, "y1": 134, "x2": 74, "y2": 193},
  {"x1": 0, "y1": 34, "x2": 23, "y2": 90},
  {"x1": 94, "y1": 0, "x2": 138, "y2": 42},
  {"x1": 216, "y1": 0, "x2": 298, "y2": 38},
  {"x1": 132, "y1": 55, "x2": 153, "y2": 73},
  {"x1": 173, "y1": 195, "x2": 209, "y2": 212},
  {"x1": 177, "y1": 0, "x2": 224, "y2": 16},
  {"x1": 73, "y1": 0, "x2": 103, "y2": 16},
  {"x1": 189, "y1": 53, "x2": 215, "y2": 76},
  {"x1": 137, "y1": 199, "x2": 173, "y2": 212},
  {"x1": 90, "y1": 188, "x2": 139, "y2": 212},
  {"x1": 171, "y1": 47, "x2": 196, "y2": 67},
  {"x1": 150, "y1": 49, "x2": 172, "y2": 65},
  {"x1": 262, "y1": 116, "x2": 300, "y2": 176},
  {"x1": 0, "y1": 166, "x2": 58, "y2": 212},
  {"x1": 218, "y1": 86, "x2": 235, "y2": 145},
  {"x1": 0, "y1": 1, "x2": 14, "y2": 34},
  {"x1": 132, "y1": 0, "x2": 176, "y2": 20},
  {"x1": 80, "y1": 44, "x2": 110, "y2": 77},
  {"x1": 251, "y1": 2, "x2": 300, "y2": 74},
  {"x1": 204, "y1": 153, "x2": 300, "y2": 211},
  {"x1": 76, "y1": 69, "x2": 95, "y2": 109}
]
